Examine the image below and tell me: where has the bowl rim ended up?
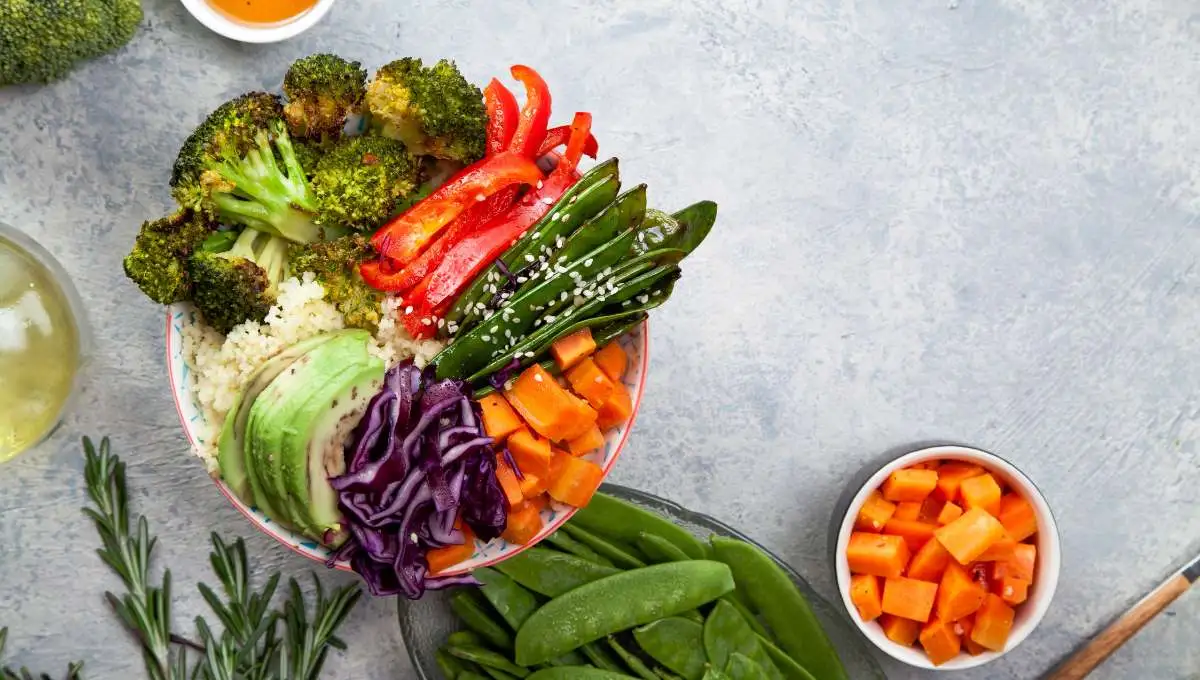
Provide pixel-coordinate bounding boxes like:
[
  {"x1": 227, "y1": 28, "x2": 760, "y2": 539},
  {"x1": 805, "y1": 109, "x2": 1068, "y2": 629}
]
[
  {"x1": 166, "y1": 309, "x2": 650, "y2": 575},
  {"x1": 178, "y1": 0, "x2": 336, "y2": 44},
  {"x1": 832, "y1": 443, "x2": 1062, "y2": 671}
]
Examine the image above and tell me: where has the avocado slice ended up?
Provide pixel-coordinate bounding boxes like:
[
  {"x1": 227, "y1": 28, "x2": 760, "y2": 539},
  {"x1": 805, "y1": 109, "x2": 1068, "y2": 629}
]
[
  {"x1": 281, "y1": 358, "x2": 384, "y2": 545},
  {"x1": 245, "y1": 330, "x2": 375, "y2": 537},
  {"x1": 216, "y1": 332, "x2": 343, "y2": 504}
]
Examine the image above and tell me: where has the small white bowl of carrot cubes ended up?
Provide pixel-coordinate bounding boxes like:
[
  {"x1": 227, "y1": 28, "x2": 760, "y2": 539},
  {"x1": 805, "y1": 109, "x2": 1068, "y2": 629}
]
[{"x1": 832, "y1": 444, "x2": 1061, "y2": 670}]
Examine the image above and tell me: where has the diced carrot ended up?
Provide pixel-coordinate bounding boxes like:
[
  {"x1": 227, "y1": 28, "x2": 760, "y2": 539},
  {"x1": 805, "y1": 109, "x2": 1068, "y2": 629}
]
[
  {"x1": 910, "y1": 460, "x2": 941, "y2": 471},
  {"x1": 565, "y1": 358, "x2": 617, "y2": 408},
  {"x1": 505, "y1": 364, "x2": 586, "y2": 441},
  {"x1": 550, "y1": 328, "x2": 597, "y2": 371},
  {"x1": 495, "y1": 456, "x2": 525, "y2": 507},
  {"x1": 882, "y1": 468, "x2": 939, "y2": 502},
  {"x1": 881, "y1": 577, "x2": 939, "y2": 622},
  {"x1": 970, "y1": 594, "x2": 1015, "y2": 652},
  {"x1": 879, "y1": 615, "x2": 921, "y2": 647},
  {"x1": 856, "y1": 491, "x2": 898, "y2": 532},
  {"x1": 501, "y1": 500, "x2": 545, "y2": 545},
  {"x1": 934, "y1": 462, "x2": 985, "y2": 501},
  {"x1": 960, "y1": 473, "x2": 1002, "y2": 517},
  {"x1": 956, "y1": 616, "x2": 987, "y2": 655},
  {"x1": 907, "y1": 538, "x2": 952, "y2": 582},
  {"x1": 479, "y1": 393, "x2": 523, "y2": 441},
  {"x1": 560, "y1": 393, "x2": 599, "y2": 442},
  {"x1": 847, "y1": 532, "x2": 911, "y2": 578},
  {"x1": 593, "y1": 341, "x2": 628, "y2": 382},
  {"x1": 976, "y1": 535, "x2": 1017, "y2": 563},
  {"x1": 992, "y1": 575, "x2": 1029, "y2": 606},
  {"x1": 595, "y1": 386, "x2": 633, "y2": 430},
  {"x1": 519, "y1": 473, "x2": 547, "y2": 500},
  {"x1": 998, "y1": 494, "x2": 1038, "y2": 541},
  {"x1": 566, "y1": 424, "x2": 605, "y2": 456},
  {"x1": 547, "y1": 454, "x2": 604, "y2": 507},
  {"x1": 427, "y1": 527, "x2": 476, "y2": 574},
  {"x1": 919, "y1": 618, "x2": 962, "y2": 666},
  {"x1": 936, "y1": 502, "x2": 964, "y2": 525},
  {"x1": 883, "y1": 518, "x2": 937, "y2": 552},
  {"x1": 849, "y1": 574, "x2": 884, "y2": 622},
  {"x1": 893, "y1": 502, "x2": 922, "y2": 521},
  {"x1": 508, "y1": 427, "x2": 553, "y2": 479},
  {"x1": 918, "y1": 497, "x2": 945, "y2": 524},
  {"x1": 935, "y1": 561, "x2": 987, "y2": 622},
  {"x1": 1008, "y1": 543, "x2": 1037, "y2": 582},
  {"x1": 934, "y1": 508, "x2": 1007, "y2": 565}
]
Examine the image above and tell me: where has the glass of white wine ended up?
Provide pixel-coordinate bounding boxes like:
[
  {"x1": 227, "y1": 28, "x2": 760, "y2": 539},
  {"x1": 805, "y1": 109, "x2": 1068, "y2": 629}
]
[{"x1": 0, "y1": 222, "x2": 91, "y2": 462}]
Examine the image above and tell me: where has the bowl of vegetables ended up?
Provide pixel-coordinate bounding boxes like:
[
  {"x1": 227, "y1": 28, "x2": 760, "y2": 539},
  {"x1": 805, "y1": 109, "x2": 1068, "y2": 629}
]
[
  {"x1": 830, "y1": 443, "x2": 1062, "y2": 670},
  {"x1": 130, "y1": 54, "x2": 717, "y2": 598},
  {"x1": 400, "y1": 484, "x2": 888, "y2": 679}
]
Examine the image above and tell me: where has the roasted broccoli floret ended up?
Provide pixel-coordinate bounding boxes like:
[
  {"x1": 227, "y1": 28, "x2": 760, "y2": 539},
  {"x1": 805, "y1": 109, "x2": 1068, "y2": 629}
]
[
  {"x1": 170, "y1": 92, "x2": 285, "y2": 211},
  {"x1": 289, "y1": 235, "x2": 382, "y2": 330},
  {"x1": 310, "y1": 135, "x2": 418, "y2": 231},
  {"x1": 283, "y1": 53, "x2": 367, "y2": 141},
  {"x1": 122, "y1": 210, "x2": 218, "y2": 304},
  {"x1": 365, "y1": 58, "x2": 487, "y2": 164},
  {"x1": 189, "y1": 228, "x2": 289, "y2": 334},
  {"x1": 0, "y1": 0, "x2": 143, "y2": 86}
]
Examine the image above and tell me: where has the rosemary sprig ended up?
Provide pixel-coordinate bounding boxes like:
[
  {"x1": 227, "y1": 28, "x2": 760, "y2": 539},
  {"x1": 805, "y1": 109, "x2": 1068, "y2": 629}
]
[{"x1": 0, "y1": 627, "x2": 83, "y2": 680}]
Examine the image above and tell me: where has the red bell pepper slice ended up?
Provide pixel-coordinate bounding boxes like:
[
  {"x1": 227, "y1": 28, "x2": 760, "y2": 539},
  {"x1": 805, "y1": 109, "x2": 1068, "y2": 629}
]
[
  {"x1": 537, "y1": 125, "x2": 599, "y2": 160},
  {"x1": 368, "y1": 150, "x2": 542, "y2": 266},
  {"x1": 485, "y1": 79, "x2": 519, "y2": 156},
  {"x1": 507, "y1": 65, "x2": 552, "y2": 159}
]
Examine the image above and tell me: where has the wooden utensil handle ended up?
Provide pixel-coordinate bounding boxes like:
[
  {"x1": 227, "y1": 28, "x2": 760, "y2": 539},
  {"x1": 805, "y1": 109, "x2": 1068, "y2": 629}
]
[{"x1": 1046, "y1": 574, "x2": 1192, "y2": 680}]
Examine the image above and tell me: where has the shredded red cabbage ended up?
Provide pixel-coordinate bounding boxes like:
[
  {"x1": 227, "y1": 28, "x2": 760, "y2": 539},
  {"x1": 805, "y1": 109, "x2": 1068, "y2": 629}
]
[{"x1": 330, "y1": 361, "x2": 506, "y2": 598}]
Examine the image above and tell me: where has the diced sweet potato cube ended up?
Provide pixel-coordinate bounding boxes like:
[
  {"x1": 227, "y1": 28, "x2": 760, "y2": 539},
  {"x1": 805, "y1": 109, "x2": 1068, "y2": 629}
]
[
  {"x1": 566, "y1": 358, "x2": 618, "y2": 408},
  {"x1": 882, "y1": 469, "x2": 939, "y2": 502},
  {"x1": 935, "y1": 561, "x2": 987, "y2": 622},
  {"x1": 919, "y1": 618, "x2": 962, "y2": 666},
  {"x1": 519, "y1": 473, "x2": 548, "y2": 500},
  {"x1": 882, "y1": 577, "x2": 939, "y2": 622},
  {"x1": 501, "y1": 500, "x2": 545, "y2": 545},
  {"x1": 936, "y1": 501, "x2": 964, "y2": 525},
  {"x1": 427, "y1": 525, "x2": 475, "y2": 574},
  {"x1": 550, "y1": 328, "x2": 597, "y2": 371},
  {"x1": 547, "y1": 453, "x2": 604, "y2": 507},
  {"x1": 849, "y1": 574, "x2": 884, "y2": 622},
  {"x1": 847, "y1": 532, "x2": 911, "y2": 579},
  {"x1": 893, "y1": 502, "x2": 922, "y2": 521},
  {"x1": 970, "y1": 594, "x2": 1015, "y2": 652},
  {"x1": 508, "y1": 428, "x2": 553, "y2": 478},
  {"x1": 976, "y1": 535, "x2": 1017, "y2": 563},
  {"x1": 495, "y1": 456, "x2": 525, "y2": 507},
  {"x1": 593, "y1": 341, "x2": 628, "y2": 381},
  {"x1": 883, "y1": 518, "x2": 937, "y2": 552},
  {"x1": 956, "y1": 617, "x2": 987, "y2": 655},
  {"x1": 934, "y1": 508, "x2": 1007, "y2": 565},
  {"x1": 479, "y1": 393, "x2": 523, "y2": 441},
  {"x1": 595, "y1": 387, "x2": 633, "y2": 431},
  {"x1": 992, "y1": 575, "x2": 1029, "y2": 606},
  {"x1": 960, "y1": 473, "x2": 1002, "y2": 517},
  {"x1": 1009, "y1": 543, "x2": 1037, "y2": 582},
  {"x1": 918, "y1": 497, "x2": 946, "y2": 524},
  {"x1": 856, "y1": 491, "x2": 898, "y2": 532},
  {"x1": 934, "y1": 462, "x2": 985, "y2": 501},
  {"x1": 566, "y1": 424, "x2": 605, "y2": 456},
  {"x1": 907, "y1": 538, "x2": 952, "y2": 582},
  {"x1": 998, "y1": 494, "x2": 1038, "y2": 541},
  {"x1": 506, "y1": 364, "x2": 587, "y2": 441},
  {"x1": 880, "y1": 615, "x2": 921, "y2": 647}
]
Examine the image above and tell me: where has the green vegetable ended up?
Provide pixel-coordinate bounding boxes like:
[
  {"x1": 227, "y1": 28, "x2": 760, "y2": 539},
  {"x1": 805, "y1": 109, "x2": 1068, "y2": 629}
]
[
  {"x1": 561, "y1": 525, "x2": 646, "y2": 569},
  {"x1": 581, "y1": 641, "x2": 626, "y2": 673},
  {"x1": 0, "y1": 0, "x2": 142, "y2": 86},
  {"x1": 632, "y1": 618, "x2": 706, "y2": 680},
  {"x1": 365, "y1": 57, "x2": 487, "y2": 164},
  {"x1": 721, "y1": 596, "x2": 771, "y2": 640},
  {"x1": 481, "y1": 667, "x2": 522, "y2": 680},
  {"x1": 513, "y1": 561, "x2": 736, "y2": 666},
  {"x1": 188, "y1": 228, "x2": 289, "y2": 334},
  {"x1": 527, "y1": 669, "x2": 637, "y2": 680},
  {"x1": 637, "y1": 532, "x2": 691, "y2": 564},
  {"x1": 451, "y1": 591, "x2": 514, "y2": 651},
  {"x1": 283, "y1": 53, "x2": 367, "y2": 141},
  {"x1": 543, "y1": 530, "x2": 617, "y2": 567},
  {"x1": 461, "y1": 673, "x2": 493, "y2": 680},
  {"x1": 310, "y1": 134, "x2": 419, "y2": 232},
  {"x1": 545, "y1": 185, "x2": 647, "y2": 273},
  {"x1": 724, "y1": 653, "x2": 768, "y2": 680},
  {"x1": 475, "y1": 567, "x2": 542, "y2": 630},
  {"x1": 122, "y1": 209, "x2": 218, "y2": 305},
  {"x1": 709, "y1": 538, "x2": 847, "y2": 680},
  {"x1": 701, "y1": 601, "x2": 780, "y2": 680},
  {"x1": 288, "y1": 234, "x2": 384, "y2": 331},
  {"x1": 606, "y1": 636, "x2": 659, "y2": 680},
  {"x1": 445, "y1": 644, "x2": 530, "y2": 678},
  {"x1": 494, "y1": 547, "x2": 621, "y2": 597},
  {"x1": 665, "y1": 201, "x2": 718, "y2": 256},
  {"x1": 570, "y1": 493, "x2": 708, "y2": 560},
  {"x1": 701, "y1": 667, "x2": 732, "y2": 680},
  {"x1": 754, "y1": 636, "x2": 817, "y2": 680},
  {"x1": 447, "y1": 630, "x2": 486, "y2": 647}
]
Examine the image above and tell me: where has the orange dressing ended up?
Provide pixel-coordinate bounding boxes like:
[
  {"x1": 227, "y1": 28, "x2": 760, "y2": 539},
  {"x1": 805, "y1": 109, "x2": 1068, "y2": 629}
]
[{"x1": 208, "y1": 0, "x2": 317, "y2": 24}]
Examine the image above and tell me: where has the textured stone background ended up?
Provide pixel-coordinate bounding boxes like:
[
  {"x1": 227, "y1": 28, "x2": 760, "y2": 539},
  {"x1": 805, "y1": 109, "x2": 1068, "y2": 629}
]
[{"x1": 2, "y1": 0, "x2": 1199, "y2": 677}]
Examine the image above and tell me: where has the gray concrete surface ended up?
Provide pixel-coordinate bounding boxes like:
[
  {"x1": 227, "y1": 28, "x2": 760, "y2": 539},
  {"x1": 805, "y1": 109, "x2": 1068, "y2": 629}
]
[{"x1": 2, "y1": 0, "x2": 1198, "y2": 677}]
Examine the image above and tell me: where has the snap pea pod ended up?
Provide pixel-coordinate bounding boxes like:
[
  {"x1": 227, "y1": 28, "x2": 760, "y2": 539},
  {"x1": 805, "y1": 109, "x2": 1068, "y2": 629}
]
[
  {"x1": 679, "y1": 609, "x2": 706, "y2": 625},
  {"x1": 654, "y1": 670, "x2": 685, "y2": 680},
  {"x1": 546, "y1": 185, "x2": 647, "y2": 269},
  {"x1": 475, "y1": 567, "x2": 542, "y2": 630},
  {"x1": 543, "y1": 530, "x2": 617, "y2": 566},
  {"x1": 571, "y1": 492, "x2": 708, "y2": 560},
  {"x1": 607, "y1": 636, "x2": 659, "y2": 680},
  {"x1": 560, "y1": 524, "x2": 646, "y2": 569},
  {"x1": 449, "y1": 631, "x2": 486, "y2": 647},
  {"x1": 548, "y1": 649, "x2": 590, "y2": 667},
  {"x1": 724, "y1": 653, "x2": 768, "y2": 680},
  {"x1": 709, "y1": 538, "x2": 847, "y2": 680},
  {"x1": 433, "y1": 228, "x2": 638, "y2": 380},
  {"x1": 445, "y1": 644, "x2": 530, "y2": 678},
  {"x1": 481, "y1": 668, "x2": 521, "y2": 680},
  {"x1": 447, "y1": 159, "x2": 620, "y2": 335},
  {"x1": 721, "y1": 596, "x2": 771, "y2": 640},
  {"x1": 633, "y1": 202, "x2": 718, "y2": 257},
  {"x1": 754, "y1": 637, "x2": 817, "y2": 680},
  {"x1": 494, "y1": 547, "x2": 621, "y2": 597},
  {"x1": 514, "y1": 561, "x2": 736, "y2": 666},
  {"x1": 701, "y1": 667, "x2": 732, "y2": 680},
  {"x1": 437, "y1": 648, "x2": 470, "y2": 679},
  {"x1": 702, "y1": 601, "x2": 781, "y2": 680},
  {"x1": 527, "y1": 669, "x2": 636, "y2": 680},
  {"x1": 636, "y1": 532, "x2": 691, "y2": 564},
  {"x1": 460, "y1": 673, "x2": 491, "y2": 680},
  {"x1": 632, "y1": 618, "x2": 706, "y2": 680},
  {"x1": 450, "y1": 591, "x2": 514, "y2": 651},
  {"x1": 581, "y1": 641, "x2": 626, "y2": 674}
]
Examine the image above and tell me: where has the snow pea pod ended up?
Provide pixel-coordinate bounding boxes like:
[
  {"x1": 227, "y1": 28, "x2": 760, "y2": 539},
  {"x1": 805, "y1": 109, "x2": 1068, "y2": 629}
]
[
  {"x1": 581, "y1": 641, "x2": 626, "y2": 673},
  {"x1": 631, "y1": 617, "x2": 706, "y2": 680},
  {"x1": 754, "y1": 637, "x2": 816, "y2": 680},
  {"x1": 548, "y1": 649, "x2": 590, "y2": 667},
  {"x1": 543, "y1": 530, "x2": 616, "y2": 566},
  {"x1": 475, "y1": 567, "x2": 541, "y2": 630},
  {"x1": 449, "y1": 631, "x2": 486, "y2": 647},
  {"x1": 547, "y1": 185, "x2": 647, "y2": 269},
  {"x1": 724, "y1": 653, "x2": 768, "y2": 680},
  {"x1": 481, "y1": 668, "x2": 521, "y2": 680},
  {"x1": 494, "y1": 547, "x2": 620, "y2": 597},
  {"x1": 571, "y1": 493, "x2": 708, "y2": 560},
  {"x1": 437, "y1": 648, "x2": 470, "y2": 679},
  {"x1": 709, "y1": 538, "x2": 847, "y2": 680},
  {"x1": 702, "y1": 601, "x2": 781, "y2": 680},
  {"x1": 445, "y1": 644, "x2": 530, "y2": 678},
  {"x1": 701, "y1": 667, "x2": 732, "y2": 680},
  {"x1": 527, "y1": 669, "x2": 637, "y2": 680},
  {"x1": 664, "y1": 201, "x2": 718, "y2": 256},
  {"x1": 460, "y1": 673, "x2": 491, "y2": 680},
  {"x1": 450, "y1": 591, "x2": 514, "y2": 651},
  {"x1": 561, "y1": 524, "x2": 646, "y2": 569},
  {"x1": 514, "y1": 561, "x2": 736, "y2": 666},
  {"x1": 721, "y1": 596, "x2": 770, "y2": 640},
  {"x1": 607, "y1": 636, "x2": 659, "y2": 680},
  {"x1": 637, "y1": 531, "x2": 690, "y2": 563}
]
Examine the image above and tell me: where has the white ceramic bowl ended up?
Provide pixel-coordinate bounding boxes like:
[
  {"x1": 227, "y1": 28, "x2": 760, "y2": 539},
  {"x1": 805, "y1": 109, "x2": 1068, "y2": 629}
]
[
  {"x1": 167, "y1": 303, "x2": 650, "y2": 576},
  {"x1": 830, "y1": 443, "x2": 1061, "y2": 671},
  {"x1": 179, "y1": 0, "x2": 337, "y2": 43}
]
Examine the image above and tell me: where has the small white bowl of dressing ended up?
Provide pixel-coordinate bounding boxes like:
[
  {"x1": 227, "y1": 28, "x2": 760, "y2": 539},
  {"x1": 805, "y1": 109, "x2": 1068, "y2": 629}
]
[{"x1": 179, "y1": 0, "x2": 337, "y2": 44}]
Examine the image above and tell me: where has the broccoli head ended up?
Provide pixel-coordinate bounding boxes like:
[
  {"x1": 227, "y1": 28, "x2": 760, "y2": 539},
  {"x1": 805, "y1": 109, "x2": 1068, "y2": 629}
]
[
  {"x1": 170, "y1": 92, "x2": 284, "y2": 211},
  {"x1": 289, "y1": 235, "x2": 383, "y2": 330},
  {"x1": 0, "y1": 0, "x2": 143, "y2": 86},
  {"x1": 122, "y1": 209, "x2": 218, "y2": 304},
  {"x1": 283, "y1": 53, "x2": 367, "y2": 141},
  {"x1": 365, "y1": 58, "x2": 487, "y2": 164},
  {"x1": 189, "y1": 228, "x2": 289, "y2": 334},
  {"x1": 310, "y1": 135, "x2": 418, "y2": 232}
]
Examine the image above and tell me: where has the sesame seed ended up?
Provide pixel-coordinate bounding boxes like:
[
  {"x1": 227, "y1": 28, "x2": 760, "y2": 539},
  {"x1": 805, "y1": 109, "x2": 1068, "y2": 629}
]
[
  {"x1": 475, "y1": 193, "x2": 486, "y2": 202},
  {"x1": 438, "y1": 318, "x2": 446, "y2": 328},
  {"x1": 594, "y1": 376, "x2": 604, "y2": 383},
  {"x1": 482, "y1": 335, "x2": 491, "y2": 341},
  {"x1": 517, "y1": 276, "x2": 528, "y2": 283},
  {"x1": 552, "y1": 214, "x2": 561, "y2": 221},
  {"x1": 534, "y1": 373, "x2": 543, "y2": 382},
  {"x1": 536, "y1": 180, "x2": 544, "y2": 189},
  {"x1": 541, "y1": 197, "x2": 554, "y2": 205},
  {"x1": 545, "y1": 315, "x2": 556, "y2": 323},
  {"x1": 637, "y1": 294, "x2": 649, "y2": 304},
  {"x1": 532, "y1": 232, "x2": 540, "y2": 239},
  {"x1": 421, "y1": 318, "x2": 432, "y2": 326},
  {"x1": 525, "y1": 254, "x2": 535, "y2": 263},
  {"x1": 559, "y1": 213, "x2": 569, "y2": 221},
  {"x1": 405, "y1": 306, "x2": 414, "y2": 314},
  {"x1": 491, "y1": 325, "x2": 499, "y2": 333},
  {"x1": 584, "y1": 258, "x2": 593, "y2": 266},
  {"x1": 569, "y1": 196, "x2": 578, "y2": 204}
]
